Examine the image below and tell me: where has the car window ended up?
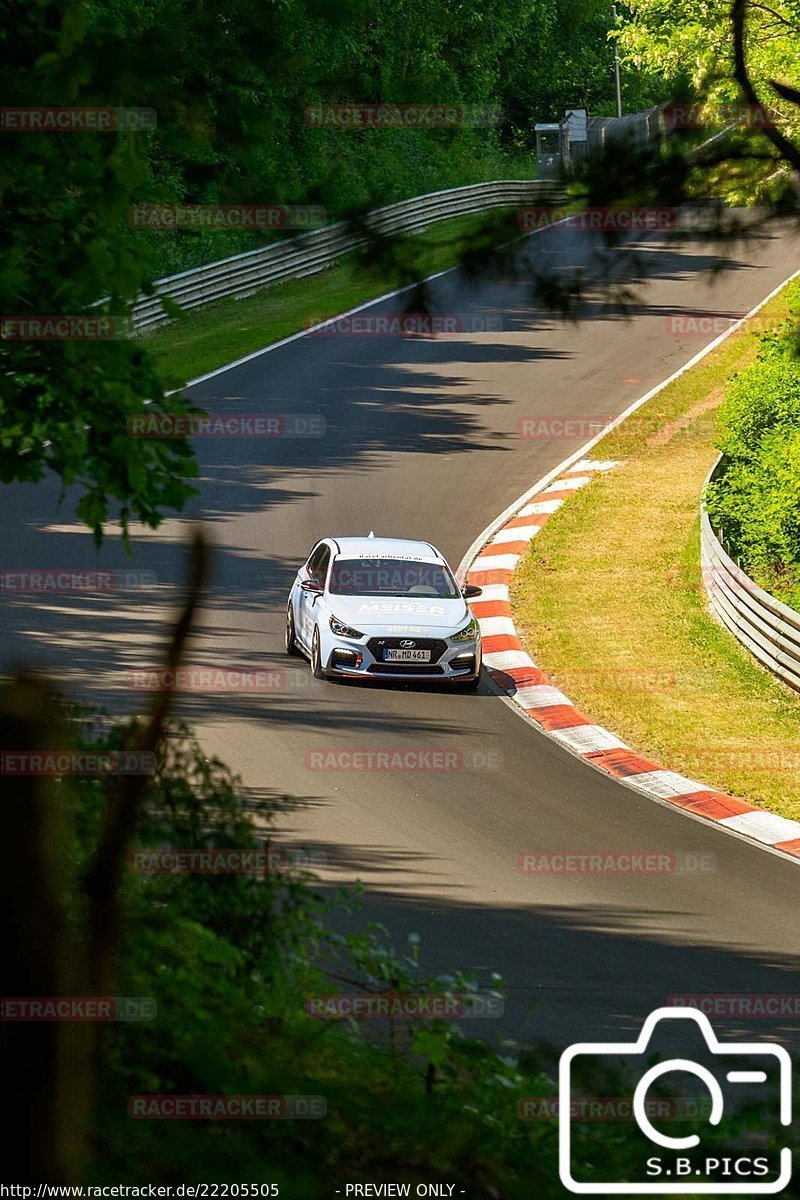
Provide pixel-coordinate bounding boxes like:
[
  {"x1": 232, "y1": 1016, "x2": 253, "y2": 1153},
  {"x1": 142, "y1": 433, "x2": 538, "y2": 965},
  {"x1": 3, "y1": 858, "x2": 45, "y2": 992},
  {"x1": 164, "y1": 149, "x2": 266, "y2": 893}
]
[
  {"x1": 328, "y1": 558, "x2": 458, "y2": 598},
  {"x1": 307, "y1": 544, "x2": 331, "y2": 585},
  {"x1": 314, "y1": 545, "x2": 331, "y2": 585},
  {"x1": 306, "y1": 543, "x2": 327, "y2": 577}
]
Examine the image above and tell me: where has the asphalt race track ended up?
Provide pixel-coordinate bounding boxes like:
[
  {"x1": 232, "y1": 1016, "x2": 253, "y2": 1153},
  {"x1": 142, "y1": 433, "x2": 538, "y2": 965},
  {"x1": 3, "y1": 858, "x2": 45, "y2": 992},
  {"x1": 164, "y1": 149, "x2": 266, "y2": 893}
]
[{"x1": 3, "y1": 219, "x2": 800, "y2": 1053}]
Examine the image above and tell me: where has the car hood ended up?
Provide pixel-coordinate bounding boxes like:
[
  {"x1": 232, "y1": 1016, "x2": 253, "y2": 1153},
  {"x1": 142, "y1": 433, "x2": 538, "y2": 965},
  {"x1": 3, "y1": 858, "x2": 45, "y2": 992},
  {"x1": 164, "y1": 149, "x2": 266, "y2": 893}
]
[{"x1": 328, "y1": 594, "x2": 472, "y2": 631}]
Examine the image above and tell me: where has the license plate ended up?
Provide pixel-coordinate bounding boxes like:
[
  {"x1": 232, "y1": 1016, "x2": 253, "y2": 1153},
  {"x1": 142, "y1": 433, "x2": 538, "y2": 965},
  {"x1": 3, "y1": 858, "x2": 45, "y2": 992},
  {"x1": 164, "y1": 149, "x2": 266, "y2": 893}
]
[{"x1": 384, "y1": 648, "x2": 431, "y2": 662}]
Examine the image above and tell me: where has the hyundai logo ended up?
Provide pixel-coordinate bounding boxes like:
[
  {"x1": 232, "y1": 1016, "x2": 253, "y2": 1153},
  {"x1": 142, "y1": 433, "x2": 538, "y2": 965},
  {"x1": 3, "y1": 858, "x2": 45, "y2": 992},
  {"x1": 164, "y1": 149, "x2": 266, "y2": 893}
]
[{"x1": 399, "y1": 639, "x2": 416, "y2": 648}]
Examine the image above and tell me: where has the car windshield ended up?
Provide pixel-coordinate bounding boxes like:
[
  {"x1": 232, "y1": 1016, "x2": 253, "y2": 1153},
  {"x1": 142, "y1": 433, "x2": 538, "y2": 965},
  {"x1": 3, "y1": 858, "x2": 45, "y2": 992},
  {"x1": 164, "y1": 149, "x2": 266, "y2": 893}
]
[{"x1": 329, "y1": 558, "x2": 459, "y2": 598}]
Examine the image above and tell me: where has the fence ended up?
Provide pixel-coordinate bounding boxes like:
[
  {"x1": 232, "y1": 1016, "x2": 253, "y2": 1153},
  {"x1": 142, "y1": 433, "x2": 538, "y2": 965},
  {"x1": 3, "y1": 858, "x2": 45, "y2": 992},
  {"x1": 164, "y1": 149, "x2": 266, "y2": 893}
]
[
  {"x1": 587, "y1": 106, "x2": 664, "y2": 153},
  {"x1": 700, "y1": 458, "x2": 800, "y2": 692},
  {"x1": 131, "y1": 179, "x2": 565, "y2": 331}
]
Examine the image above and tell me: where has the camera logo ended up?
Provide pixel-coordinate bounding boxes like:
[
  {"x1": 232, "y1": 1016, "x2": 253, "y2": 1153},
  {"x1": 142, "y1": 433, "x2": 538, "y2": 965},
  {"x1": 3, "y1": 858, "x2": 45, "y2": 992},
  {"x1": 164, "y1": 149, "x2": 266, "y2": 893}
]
[{"x1": 559, "y1": 1006, "x2": 792, "y2": 1194}]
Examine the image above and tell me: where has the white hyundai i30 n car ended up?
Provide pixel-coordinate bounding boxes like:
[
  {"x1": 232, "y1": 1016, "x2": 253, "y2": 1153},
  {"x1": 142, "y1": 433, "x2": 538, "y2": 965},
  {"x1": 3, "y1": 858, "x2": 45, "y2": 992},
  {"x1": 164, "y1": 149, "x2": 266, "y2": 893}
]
[{"x1": 285, "y1": 534, "x2": 482, "y2": 687}]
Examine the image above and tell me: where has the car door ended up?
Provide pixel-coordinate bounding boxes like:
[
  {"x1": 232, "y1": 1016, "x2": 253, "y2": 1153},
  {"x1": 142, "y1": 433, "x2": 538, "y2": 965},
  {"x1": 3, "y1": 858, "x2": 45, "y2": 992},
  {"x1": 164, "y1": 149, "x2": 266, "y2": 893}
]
[{"x1": 295, "y1": 542, "x2": 330, "y2": 649}]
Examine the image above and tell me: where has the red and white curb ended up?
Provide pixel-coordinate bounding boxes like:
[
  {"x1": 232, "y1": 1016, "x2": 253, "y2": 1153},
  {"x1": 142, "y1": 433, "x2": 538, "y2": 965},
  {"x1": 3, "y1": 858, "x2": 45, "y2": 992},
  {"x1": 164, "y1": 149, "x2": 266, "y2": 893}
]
[{"x1": 464, "y1": 458, "x2": 800, "y2": 863}]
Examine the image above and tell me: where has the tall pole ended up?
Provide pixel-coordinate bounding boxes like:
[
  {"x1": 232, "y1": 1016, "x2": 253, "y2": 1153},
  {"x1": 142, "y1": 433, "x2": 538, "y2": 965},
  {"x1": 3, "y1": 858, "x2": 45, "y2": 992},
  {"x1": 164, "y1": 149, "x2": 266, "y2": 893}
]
[{"x1": 612, "y1": 3, "x2": 622, "y2": 117}]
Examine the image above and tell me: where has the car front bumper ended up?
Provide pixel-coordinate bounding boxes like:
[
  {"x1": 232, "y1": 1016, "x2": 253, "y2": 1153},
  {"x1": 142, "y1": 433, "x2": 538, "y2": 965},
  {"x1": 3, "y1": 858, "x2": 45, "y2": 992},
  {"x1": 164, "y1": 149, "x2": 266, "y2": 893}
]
[{"x1": 325, "y1": 636, "x2": 481, "y2": 681}]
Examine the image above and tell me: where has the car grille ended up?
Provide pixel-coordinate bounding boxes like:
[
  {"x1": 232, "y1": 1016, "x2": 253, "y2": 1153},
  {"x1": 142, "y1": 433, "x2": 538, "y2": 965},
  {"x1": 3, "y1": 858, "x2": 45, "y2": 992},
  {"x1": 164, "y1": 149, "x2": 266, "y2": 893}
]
[
  {"x1": 366, "y1": 637, "x2": 448, "y2": 664},
  {"x1": 368, "y1": 663, "x2": 445, "y2": 676}
]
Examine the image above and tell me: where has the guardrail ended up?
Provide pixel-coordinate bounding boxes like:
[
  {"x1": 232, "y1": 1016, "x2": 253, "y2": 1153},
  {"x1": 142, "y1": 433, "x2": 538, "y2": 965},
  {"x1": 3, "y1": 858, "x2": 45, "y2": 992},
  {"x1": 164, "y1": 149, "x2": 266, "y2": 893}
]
[
  {"x1": 131, "y1": 179, "x2": 566, "y2": 331},
  {"x1": 700, "y1": 457, "x2": 800, "y2": 692}
]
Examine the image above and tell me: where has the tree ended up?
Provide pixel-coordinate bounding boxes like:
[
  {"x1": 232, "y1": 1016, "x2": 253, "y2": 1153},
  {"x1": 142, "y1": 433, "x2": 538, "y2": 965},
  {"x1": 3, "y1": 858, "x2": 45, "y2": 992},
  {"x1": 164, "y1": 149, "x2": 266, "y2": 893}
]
[
  {"x1": 617, "y1": 0, "x2": 800, "y2": 197},
  {"x1": 0, "y1": 0, "x2": 535, "y2": 542}
]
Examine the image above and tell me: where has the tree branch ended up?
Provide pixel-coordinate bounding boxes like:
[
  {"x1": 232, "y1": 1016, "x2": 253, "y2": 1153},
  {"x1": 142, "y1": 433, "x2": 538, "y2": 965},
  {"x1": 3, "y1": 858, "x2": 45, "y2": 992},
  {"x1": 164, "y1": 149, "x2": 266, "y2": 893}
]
[
  {"x1": 747, "y1": 1, "x2": 800, "y2": 31},
  {"x1": 85, "y1": 528, "x2": 210, "y2": 992},
  {"x1": 731, "y1": 0, "x2": 800, "y2": 170}
]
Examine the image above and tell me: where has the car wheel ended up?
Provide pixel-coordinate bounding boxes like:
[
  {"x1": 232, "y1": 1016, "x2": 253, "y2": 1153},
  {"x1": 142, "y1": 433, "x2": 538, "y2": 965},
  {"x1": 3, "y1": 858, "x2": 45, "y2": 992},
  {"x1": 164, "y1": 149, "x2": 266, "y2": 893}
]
[
  {"x1": 285, "y1": 603, "x2": 300, "y2": 656},
  {"x1": 310, "y1": 625, "x2": 327, "y2": 680}
]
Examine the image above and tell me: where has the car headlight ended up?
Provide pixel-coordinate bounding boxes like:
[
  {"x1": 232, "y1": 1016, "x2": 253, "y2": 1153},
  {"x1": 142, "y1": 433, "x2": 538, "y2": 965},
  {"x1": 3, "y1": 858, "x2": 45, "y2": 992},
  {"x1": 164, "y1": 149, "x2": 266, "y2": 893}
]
[
  {"x1": 329, "y1": 615, "x2": 364, "y2": 639},
  {"x1": 451, "y1": 618, "x2": 479, "y2": 643}
]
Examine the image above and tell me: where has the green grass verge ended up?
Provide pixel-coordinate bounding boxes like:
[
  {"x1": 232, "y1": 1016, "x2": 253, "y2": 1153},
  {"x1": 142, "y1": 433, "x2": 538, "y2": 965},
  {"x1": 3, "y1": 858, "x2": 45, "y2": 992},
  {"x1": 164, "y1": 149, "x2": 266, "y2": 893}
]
[
  {"x1": 511, "y1": 282, "x2": 800, "y2": 822},
  {"x1": 144, "y1": 210, "x2": 518, "y2": 390}
]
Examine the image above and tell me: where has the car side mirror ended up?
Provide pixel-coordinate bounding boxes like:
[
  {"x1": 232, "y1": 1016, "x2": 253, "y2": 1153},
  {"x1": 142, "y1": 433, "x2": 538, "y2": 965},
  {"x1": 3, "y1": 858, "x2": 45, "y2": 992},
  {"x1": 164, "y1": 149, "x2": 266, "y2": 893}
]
[
  {"x1": 461, "y1": 584, "x2": 482, "y2": 599},
  {"x1": 301, "y1": 578, "x2": 323, "y2": 594}
]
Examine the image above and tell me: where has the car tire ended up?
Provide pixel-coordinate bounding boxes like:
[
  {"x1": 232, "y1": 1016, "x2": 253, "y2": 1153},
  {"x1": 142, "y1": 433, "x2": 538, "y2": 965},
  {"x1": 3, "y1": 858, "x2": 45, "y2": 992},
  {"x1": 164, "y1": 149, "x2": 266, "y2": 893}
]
[
  {"x1": 310, "y1": 626, "x2": 328, "y2": 680},
  {"x1": 285, "y1": 603, "x2": 300, "y2": 656}
]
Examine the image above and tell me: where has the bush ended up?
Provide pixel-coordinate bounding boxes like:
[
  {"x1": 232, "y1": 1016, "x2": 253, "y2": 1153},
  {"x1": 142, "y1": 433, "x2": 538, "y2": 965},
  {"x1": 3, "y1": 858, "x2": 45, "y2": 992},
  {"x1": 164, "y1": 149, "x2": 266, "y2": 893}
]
[{"x1": 705, "y1": 294, "x2": 800, "y2": 609}]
